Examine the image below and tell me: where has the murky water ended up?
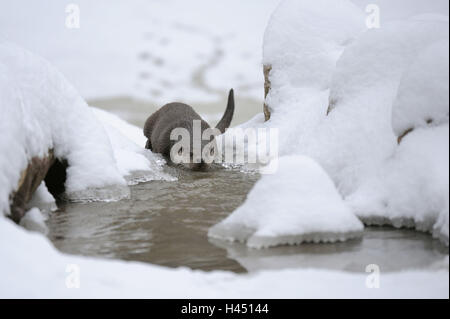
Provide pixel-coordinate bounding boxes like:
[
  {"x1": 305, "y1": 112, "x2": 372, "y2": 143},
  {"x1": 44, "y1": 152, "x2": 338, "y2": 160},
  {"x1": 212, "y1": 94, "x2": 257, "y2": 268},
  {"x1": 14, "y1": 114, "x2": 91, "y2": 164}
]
[
  {"x1": 47, "y1": 167, "x2": 258, "y2": 273},
  {"x1": 46, "y1": 165, "x2": 448, "y2": 274},
  {"x1": 43, "y1": 94, "x2": 448, "y2": 274}
]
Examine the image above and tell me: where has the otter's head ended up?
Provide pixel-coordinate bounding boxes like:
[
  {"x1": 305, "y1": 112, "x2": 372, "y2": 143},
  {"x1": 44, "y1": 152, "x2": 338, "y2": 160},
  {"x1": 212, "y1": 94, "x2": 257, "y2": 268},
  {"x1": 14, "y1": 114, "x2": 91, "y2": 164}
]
[
  {"x1": 169, "y1": 119, "x2": 218, "y2": 171},
  {"x1": 169, "y1": 89, "x2": 234, "y2": 171}
]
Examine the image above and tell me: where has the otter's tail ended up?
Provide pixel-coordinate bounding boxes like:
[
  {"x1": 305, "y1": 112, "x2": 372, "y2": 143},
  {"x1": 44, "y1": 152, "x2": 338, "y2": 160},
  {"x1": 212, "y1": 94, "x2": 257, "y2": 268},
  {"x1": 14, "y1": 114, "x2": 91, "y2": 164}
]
[{"x1": 216, "y1": 89, "x2": 235, "y2": 134}]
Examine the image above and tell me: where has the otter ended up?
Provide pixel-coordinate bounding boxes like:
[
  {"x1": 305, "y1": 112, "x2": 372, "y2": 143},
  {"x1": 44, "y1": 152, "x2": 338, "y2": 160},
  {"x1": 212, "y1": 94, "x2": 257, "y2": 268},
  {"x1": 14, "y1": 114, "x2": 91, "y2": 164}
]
[{"x1": 143, "y1": 89, "x2": 234, "y2": 170}]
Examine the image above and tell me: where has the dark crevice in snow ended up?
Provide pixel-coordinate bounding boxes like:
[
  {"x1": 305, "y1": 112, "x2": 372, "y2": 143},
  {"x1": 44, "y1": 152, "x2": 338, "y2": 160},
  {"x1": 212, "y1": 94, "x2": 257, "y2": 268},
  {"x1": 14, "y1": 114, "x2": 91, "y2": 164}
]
[{"x1": 44, "y1": 158, "x2": 68, "y2": 198}]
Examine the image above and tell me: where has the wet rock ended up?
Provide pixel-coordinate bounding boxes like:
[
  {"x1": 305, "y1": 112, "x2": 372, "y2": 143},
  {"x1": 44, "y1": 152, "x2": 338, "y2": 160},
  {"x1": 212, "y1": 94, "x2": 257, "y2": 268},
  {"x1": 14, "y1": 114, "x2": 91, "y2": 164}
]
[{"x1": 9, "y1": 150, "x2": 55, "y2": 223}]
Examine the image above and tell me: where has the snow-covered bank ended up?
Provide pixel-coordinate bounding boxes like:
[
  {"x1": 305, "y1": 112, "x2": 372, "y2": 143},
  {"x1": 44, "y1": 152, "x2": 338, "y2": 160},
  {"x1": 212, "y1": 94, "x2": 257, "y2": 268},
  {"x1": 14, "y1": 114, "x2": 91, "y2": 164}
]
[
  {"x1": 0, "y1": 42, "x2": 172, "y2": 217},
  {"x1": 0, "y1": 42, "x2": 121, "y2": 214},
  {"x1": 92, "y1": 107, "x2": 175, "y2": 184},
  {"x1": 0, "y1": 217, "x2": 448, "y2": 298},
  {"x1": 209, "y1": 156, "x2": 363, "y2": 248},
  {"x1": 211, "y1": 0, "x2": 449, "y2": 246}
]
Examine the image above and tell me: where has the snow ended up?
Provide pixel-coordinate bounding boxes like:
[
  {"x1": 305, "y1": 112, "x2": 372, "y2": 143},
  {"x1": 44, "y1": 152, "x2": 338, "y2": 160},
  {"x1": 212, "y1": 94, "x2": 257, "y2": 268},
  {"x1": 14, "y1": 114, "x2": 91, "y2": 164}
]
[
  {"x1": 92, "y1": 107, "x2": 176, "y2": 184},
  {"x1": 392, "y1": 39, "x2": 449, "y2": 136},
  {"x1": 318, "y1": 18, "x2": 449, "y2": 195},
  {"x1": 263, "y1": 0, "x2": 365, "y2": 91},
  {"x1": 19, "y1": 208, "x2": 48, "y2": 235},
  {"x1": 0, "y1": 217, "x2": 448, "y2": 298},
  {"x1": 350, "y1": 0, "x2": 449, "y2": 21},
  {"x1": 0, "y1": 42, "x2": 173, "y2": 215},
  {"x1": 209, "y1": 156, "x2": 363, "y2": 248},
  {"x1": 212, "y1": 0, "x2": 449, "y2": 246},
  {"x1": 0, "y1": 0, "x2": 279, "y2": 104},
  {"x1": 347, "y1": 124, "x2": 449, "y2": 243},
  {"x1": 27, "y1": 183, "x2": 57, "y2": 215},
  {"x1": 0, "y1": 0, "x2": 448, "y2": 299},
  {"x1": 0, "y1": 42, "x2": 119, "y2": 213},
  {"x1": 434, "y1": 205, "x2": 450, "y2": 246}
]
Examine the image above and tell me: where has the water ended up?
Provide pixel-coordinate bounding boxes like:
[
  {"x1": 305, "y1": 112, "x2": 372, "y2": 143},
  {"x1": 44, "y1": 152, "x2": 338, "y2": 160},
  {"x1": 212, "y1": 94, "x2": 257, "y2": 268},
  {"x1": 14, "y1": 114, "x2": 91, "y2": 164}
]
[
  {"x1": 44, "y1": 95, "x2": 448, "y2": 274},
  {"x1": 47, "y1": 167, "x2": 258, "y2": 273},
  {"x1": 46, "y1": 165, "x2": 449, "y2": 274}
]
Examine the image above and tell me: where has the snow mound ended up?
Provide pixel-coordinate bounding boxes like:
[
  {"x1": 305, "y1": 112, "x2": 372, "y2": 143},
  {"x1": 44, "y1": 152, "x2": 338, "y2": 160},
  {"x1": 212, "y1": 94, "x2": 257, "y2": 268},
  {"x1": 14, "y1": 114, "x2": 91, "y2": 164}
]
[
  {"x1": 0, "y1": 42, "x2": 173, "y2": 213},
  {"x1": 226, "y1": 0, "x2": 450, "y2": 245},
  {"x1": 263, "y1": 0, "x2": 365, "y2": 91},
  {"x1": 19, "y1": 208, "x2": 48, "y2": 234},
  {"x1": 311, "y1": 19, "x2": 448, "y2": 195},
  {"x1": 209, "y1": 156, "x2": 363, "y2": 248},
  {"x1": 27, "y1": 183, "x2": 57, "y2": 214},
  {"x1": 92, "y1": 108, "x2": 176, "y2": 184},
  {"x1": 329, "y1": 20, "x2": 448, "y2": 109},
  {"x1": 392, "y1": 39, "x2": 449, "y2": 137},
  {"x1": 0, "y1": 42, "x2": 121, "y2": 213},
  {"x1": 347, "y1": 124, "x2": 449, "y2": 244}
]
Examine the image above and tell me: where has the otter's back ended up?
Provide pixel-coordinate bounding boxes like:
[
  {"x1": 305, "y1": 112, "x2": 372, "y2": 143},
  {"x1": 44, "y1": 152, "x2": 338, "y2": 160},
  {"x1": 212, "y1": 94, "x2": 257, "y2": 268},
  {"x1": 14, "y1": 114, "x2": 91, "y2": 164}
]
[{"x1": 144, "y1": 103, "x2": 204, "y2": 154}]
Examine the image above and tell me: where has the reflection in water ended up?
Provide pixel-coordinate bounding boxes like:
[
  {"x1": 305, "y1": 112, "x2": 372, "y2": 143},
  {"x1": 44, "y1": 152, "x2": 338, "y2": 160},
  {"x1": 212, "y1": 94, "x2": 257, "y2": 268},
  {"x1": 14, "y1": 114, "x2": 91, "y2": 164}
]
[
  {"x1": 47, "y1": 167, "x2": 448, "y2": 274},
  {"x1": 210, "y1": 227, "x2": 449, "y2": 273}
]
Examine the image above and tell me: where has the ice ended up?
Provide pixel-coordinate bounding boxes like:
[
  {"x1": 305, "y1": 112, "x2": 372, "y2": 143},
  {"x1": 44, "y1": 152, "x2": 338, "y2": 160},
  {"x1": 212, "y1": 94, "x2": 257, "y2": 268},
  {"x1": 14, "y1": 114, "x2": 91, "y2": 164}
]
[{"x1": 209, "y1": 156, "x2": 363, "y2": 248}]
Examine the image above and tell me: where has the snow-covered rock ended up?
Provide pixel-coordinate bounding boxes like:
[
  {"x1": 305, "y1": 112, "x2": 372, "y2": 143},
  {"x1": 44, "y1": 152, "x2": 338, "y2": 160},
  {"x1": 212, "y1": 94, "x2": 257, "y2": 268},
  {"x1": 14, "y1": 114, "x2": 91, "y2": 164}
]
[
  {"x1": 392, "y1": 39, "x2": 449, "y2": 138},
  {"x1": 263, "y1": 0, "x2": 365, "y2": 91},
  {"x1": 0, "y1": 42, "x2": 173, "y2": 216},
  {"x1": 314, "y1": 18, "x2": 448, "y2": 195},
  {"x1": 261, "y1": 0, "x2": 365, "y2": 147},
  {"x1": 0, "y1": 43, "x2": 114, "y2": 214},
  {"x1": 215, "y1": 0, "x2": 449, "y2": 245},
  {"x1": 347, "y1": 124, "x2": 449, "y2": 244},
  {"x1": 209, "y1": 156, "x2": 363, "y2": 248}
]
